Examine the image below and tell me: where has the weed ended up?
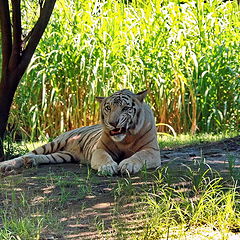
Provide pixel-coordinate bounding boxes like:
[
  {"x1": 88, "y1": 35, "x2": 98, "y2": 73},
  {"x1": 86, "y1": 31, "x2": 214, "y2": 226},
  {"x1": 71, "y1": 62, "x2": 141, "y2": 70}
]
[{"x1": 227, "y1": 154, "x2": 240, "y2": 182}]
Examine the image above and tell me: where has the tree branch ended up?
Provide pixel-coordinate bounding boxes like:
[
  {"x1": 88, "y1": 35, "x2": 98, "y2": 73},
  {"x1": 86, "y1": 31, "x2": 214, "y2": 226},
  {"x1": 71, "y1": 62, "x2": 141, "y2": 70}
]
[
  {"x1": 9, "y1": 0, "x2": 22, "y2": 72},
  {"x1": 0, "y1": 0, "x2": 12, "y2": 78},
  {"x1": 18, "y1": 0, "x2": 56, "y2": 76}
]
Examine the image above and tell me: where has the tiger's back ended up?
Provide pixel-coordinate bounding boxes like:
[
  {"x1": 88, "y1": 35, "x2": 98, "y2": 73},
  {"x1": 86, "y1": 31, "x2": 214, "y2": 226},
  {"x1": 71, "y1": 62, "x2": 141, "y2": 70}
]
[{"x1": 30, "y1": 124, "x2": 103, "y2": 164}]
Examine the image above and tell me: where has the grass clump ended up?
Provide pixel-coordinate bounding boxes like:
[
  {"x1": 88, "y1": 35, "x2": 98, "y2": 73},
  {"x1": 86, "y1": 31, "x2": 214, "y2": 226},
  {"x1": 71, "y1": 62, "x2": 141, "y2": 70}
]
[
  {"x1": 132, "y1": 168, "x2": 240, "y2": 239},
  {"x1": 0, "y1": 211, "x2": 43, "y2": 240}
]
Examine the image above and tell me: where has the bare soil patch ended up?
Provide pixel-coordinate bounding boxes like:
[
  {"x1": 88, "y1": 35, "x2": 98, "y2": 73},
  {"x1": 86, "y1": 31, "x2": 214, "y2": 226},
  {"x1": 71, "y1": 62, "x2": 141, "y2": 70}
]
[{"x1": 0, "y1": 136, "x2": 239, "y2": 239}]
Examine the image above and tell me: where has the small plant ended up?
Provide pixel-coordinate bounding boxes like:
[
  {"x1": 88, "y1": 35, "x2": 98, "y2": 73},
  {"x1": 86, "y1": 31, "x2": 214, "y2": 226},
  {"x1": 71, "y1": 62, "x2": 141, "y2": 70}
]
[
  {"x1": 183, "y1": 153, "x2": 214, "y2": 193},
  {"x1": 0, "y1": 209, "x2": 43, "y2": 240},
  {"x1": 227, "y1": 154, "x2": 240, "y2": 181},
  {"x1": 114, "y1": 177, "x2": 136, "y2": 200},
  {"x1": 94, "y1": 215, "x2": 105, "y2": 233}
]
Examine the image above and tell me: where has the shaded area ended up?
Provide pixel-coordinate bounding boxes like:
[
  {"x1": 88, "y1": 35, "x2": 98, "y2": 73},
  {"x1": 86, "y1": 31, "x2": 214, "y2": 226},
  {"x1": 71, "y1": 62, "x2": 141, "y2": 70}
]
[{"x1": 0, "y1": 136, "x2": 239, "y2": 239}]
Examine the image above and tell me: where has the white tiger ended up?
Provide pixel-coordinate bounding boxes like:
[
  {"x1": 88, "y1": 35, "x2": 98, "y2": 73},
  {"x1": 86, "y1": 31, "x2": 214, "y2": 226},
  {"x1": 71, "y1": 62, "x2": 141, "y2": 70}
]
[{"x1": 0, "y1": 89, "x2": 161, "y2": 176}]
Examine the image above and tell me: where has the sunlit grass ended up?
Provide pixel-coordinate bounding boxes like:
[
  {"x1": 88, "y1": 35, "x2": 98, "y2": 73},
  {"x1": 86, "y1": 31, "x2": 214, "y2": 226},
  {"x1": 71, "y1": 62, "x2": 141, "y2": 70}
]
[
  {"x1": 138, "y1": 169, "x2": 240, "y2": 239},
  {"x1": 158, "y1": 131, "x2": 239, "y2": 149}
]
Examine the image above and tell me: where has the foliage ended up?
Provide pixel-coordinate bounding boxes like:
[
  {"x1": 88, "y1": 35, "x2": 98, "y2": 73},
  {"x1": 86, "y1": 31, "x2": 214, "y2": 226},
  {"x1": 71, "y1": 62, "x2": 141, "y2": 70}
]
[{"x1": 4, "y1": 0, "x2": 240, "y2": 140}]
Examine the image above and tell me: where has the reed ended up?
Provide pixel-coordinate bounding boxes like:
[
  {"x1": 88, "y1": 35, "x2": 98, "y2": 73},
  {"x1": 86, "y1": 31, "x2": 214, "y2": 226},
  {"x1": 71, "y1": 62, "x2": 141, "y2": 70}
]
[{"x1": 6, "y1": 0, "x2": 240, "y2": 140}]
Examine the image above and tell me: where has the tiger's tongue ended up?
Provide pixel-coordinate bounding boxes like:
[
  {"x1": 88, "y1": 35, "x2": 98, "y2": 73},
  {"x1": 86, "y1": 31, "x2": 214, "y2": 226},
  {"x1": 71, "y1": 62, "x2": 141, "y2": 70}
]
[{"x1": 111, "y1": 128, "x2": 122, "y2": 135}]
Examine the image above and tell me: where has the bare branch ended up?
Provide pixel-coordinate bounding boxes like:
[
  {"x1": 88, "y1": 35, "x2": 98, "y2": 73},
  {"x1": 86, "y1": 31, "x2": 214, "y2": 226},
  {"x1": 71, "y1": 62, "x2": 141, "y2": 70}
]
[
  {"x1": 0, "y1": 0, "x2": 12, "y2": 78},
  {"x1": 9, "y1": 0, "x2": 22, "y2": 71}
]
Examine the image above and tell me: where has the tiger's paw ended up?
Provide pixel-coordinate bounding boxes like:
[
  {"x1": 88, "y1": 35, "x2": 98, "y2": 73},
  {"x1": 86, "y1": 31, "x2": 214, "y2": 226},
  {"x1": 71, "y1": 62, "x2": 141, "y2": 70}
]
[
  {"x1": 98, "y1": 161, "x2": 119, "y2": 176},
  {"x1": 23, "y1": 155, "x2": 38, "y2": 168},
  {"x1": 0, "y1": 158, "x2": 23, "y2": 176},
  {"x1": 0, "y1": 163, "x2": 16, "y2": 176},
  {"x1": 119, "y1": 158, "x2": 143, "y2": 175}
]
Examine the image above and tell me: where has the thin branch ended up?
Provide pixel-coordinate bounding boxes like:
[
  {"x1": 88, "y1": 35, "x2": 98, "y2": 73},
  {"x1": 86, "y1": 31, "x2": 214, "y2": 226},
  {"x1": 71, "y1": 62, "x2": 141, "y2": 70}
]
[
  {"x1": 22, "y1": 28, "x2": 34, "y2": 49},
  {"x1": 9, "y1": 0, "x2": 22, "y2": 71},
  {"x1": 18, "y1": 0, "x2": 56, "y2": 76},
  {"x1": 0, "y1": 0, "x2": 12, "y2": 78}
]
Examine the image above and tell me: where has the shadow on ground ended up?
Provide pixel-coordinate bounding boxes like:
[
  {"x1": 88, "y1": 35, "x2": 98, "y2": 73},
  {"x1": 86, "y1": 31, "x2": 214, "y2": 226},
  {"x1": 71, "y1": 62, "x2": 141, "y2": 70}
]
[{"x1": 0, "y1": 136, "x2": 239, "y2": 239}]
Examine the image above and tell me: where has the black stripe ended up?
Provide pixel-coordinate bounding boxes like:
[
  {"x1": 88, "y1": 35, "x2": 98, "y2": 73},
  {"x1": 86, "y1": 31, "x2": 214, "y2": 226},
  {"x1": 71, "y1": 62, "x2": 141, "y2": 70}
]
[
  {"x1": 133, "y1": 108, "x2": 136, "y2": 115},
  {"x1": 56, "y1": 141, "x2": 61, "y2": 151},
  {"x1": 149, "y1": 147, "x2": 160, "y2": 151},
  {"x1": 80, "y1": 128, "x2": 101, "y2": 149},
  {"x1": 65, "y1": 131, "x2": 79, "y2": 142},
  {"x1": 60, "y1": 139, "x2": 67, "y2": 151},
  {"x1": 84, "y1": 130, "x2": 101, "y2": 150},
  {"x1": 133, "y1": 109, "x2": 141, "y2": 127},
  {"x1": 78, "y1": 126, "x2": 101, "y2": 144},
  {"x1": 45, "y1": 155, "x2": 52, "y2": 163},
  {"x1": 85, "y1": 130, "x2": 102, "y2": 159},
  {"x1": 50, "y1": 142, "x2": 55, "y2": 152},
  {"x1": 80, "y1": 132, "x2": 95, "y2": 149},
  {"x1": 63, "y1": 152, "x2": 76, "y2": 162},
  {"x1": 57, "y1": 154, "x2": 67, "y2": 163},
  {"x1": 134, "y1": 125, "x2": 153, "y2": 146},
  {"x1": 135, "y1": 137, "x2": 156, "y2": 153},
  {"x1": 50, "y1": 154, "x2": 57, "y2": 163},
  {"x1": 121, "y1": 96, "x2": 130, "y2": 101},
  {"x1": 32, "y1": 150, "x2": 37, "y2": 154},
  {"x1": 42, "y1": 145, "x2": 47, "y2": 154}
]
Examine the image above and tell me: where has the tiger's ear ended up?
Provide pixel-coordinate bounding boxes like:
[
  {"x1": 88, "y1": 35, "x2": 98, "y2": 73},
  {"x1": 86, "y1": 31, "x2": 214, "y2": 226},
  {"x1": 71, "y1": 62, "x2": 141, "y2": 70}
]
[
  {"x1": 135, "y1": 89, "x2": 148, "y2": 102},
  {"x1": 95, "y1": 97, "x2": 105, "y2": 103}
]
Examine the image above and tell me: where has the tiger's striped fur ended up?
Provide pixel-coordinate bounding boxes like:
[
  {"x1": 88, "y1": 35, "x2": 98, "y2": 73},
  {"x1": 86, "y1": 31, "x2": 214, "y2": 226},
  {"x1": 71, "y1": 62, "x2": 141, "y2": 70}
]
[{"x1": 0, "y1": 89, "x2": 161, "y2": 176}]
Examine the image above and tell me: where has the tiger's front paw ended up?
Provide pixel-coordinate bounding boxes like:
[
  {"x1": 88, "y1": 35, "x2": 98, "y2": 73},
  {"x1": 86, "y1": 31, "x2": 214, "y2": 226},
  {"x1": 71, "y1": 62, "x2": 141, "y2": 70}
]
[
  {"x1": 0, "y1": 158, "x2": 23, "y2": 176},
  {"x1": 119, "y1": 158, "x2": 143, "y2": 174},
  {"x1": 0, "y1": 162, "x2": 15, "y2": 176},
  {"x1": 98, "y1": 161, "x2": 119, "y2": 176},
  {"x1": 23, "y1": 155, "x2": 38, "y2": 168}
]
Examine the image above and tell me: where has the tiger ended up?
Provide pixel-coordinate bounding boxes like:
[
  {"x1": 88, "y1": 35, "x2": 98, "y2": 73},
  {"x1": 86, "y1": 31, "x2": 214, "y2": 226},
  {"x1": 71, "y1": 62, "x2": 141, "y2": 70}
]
[{"x1": 0, "y1": 89, "x2": 161, "y2": 176}]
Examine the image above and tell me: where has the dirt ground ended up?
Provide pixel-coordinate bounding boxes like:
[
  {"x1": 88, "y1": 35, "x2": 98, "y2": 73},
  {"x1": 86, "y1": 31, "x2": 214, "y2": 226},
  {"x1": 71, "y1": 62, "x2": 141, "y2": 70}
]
[{"x1": 1, "y1": 136, "x2": 240, "y2": 240}]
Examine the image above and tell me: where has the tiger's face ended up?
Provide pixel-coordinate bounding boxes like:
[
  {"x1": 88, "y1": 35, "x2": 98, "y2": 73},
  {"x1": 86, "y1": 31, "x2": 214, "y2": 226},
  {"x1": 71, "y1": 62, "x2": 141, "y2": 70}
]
[{"x1": 96, "y1": 89, "x2": 148, "y2": 142}]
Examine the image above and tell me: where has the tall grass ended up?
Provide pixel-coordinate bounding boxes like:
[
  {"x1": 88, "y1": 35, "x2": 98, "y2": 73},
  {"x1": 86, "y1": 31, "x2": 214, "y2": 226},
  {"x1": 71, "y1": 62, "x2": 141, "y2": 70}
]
[{"x1": 6, "y1": 0, "x2": 240, "y2": 140}]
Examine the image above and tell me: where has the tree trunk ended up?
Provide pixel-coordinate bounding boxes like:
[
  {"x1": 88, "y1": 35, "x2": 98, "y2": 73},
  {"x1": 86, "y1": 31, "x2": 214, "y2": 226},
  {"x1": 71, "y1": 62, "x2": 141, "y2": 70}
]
[
  {"x1": 0, "y1": 0, "x2": 56, "y2": 161},
  {"x1": 0, "y1": 71, "x2": 22, "y2": 161}
]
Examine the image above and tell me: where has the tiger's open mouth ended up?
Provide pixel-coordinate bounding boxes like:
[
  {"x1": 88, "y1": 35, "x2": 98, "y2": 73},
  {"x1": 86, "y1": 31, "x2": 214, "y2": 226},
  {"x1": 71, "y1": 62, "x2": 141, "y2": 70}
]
[{"x1": 110, "y1": 127, "x2": 126, "y2": 136}]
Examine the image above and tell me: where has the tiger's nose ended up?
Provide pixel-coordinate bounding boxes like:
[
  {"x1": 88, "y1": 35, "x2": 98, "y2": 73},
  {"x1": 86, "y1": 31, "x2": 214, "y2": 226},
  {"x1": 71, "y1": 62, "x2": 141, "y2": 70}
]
[{"x1": 109, "y1": 120, "x2": 118, "y2": 128}]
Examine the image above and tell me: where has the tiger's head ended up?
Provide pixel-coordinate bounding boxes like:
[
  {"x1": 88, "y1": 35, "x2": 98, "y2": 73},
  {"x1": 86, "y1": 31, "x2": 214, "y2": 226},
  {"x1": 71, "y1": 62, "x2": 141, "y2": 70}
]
[{"x1": 96, "y1": 89, "x2": 148, "y2": 142}]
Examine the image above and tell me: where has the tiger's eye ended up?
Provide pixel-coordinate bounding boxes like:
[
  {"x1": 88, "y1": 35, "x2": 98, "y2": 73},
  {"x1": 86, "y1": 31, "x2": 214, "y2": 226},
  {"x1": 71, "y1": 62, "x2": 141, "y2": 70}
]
[
  {"x1": 105, "y1": 105, "x2": 111, "y2": 111},
  {"x1": 122, "y1": 106, "x2": 130, "y2": 111}
]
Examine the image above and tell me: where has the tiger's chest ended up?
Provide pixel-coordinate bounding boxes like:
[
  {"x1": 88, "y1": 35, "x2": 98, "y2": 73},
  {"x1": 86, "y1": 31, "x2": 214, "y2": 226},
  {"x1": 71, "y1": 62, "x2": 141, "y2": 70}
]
[{"x1": 96, "y1": 134, "x2": 139, "y2": 163}]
